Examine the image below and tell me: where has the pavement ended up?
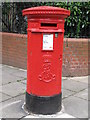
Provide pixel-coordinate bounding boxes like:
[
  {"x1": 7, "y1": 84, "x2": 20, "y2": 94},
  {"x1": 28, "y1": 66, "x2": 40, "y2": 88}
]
[{"x1": 0, "y1": 64, "x2": 89, "y2": 119}]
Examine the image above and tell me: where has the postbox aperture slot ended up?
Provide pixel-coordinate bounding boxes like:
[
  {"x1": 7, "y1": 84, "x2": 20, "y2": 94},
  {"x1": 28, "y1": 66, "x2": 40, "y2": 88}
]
[{"x1": 41, "y1": 23, "x2": 57, "y2": 27}]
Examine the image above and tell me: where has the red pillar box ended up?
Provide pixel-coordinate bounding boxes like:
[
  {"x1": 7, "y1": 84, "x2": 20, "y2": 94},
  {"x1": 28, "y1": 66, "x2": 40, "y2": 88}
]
[{"x1": 22, "y1": 6, "x2": 70, "y2": 115}]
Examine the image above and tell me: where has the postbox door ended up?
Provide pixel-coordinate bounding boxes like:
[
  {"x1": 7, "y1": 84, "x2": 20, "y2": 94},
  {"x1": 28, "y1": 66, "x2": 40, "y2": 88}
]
[{"x1": 27, "y1": 31, "x2": 63, "y2": 96}]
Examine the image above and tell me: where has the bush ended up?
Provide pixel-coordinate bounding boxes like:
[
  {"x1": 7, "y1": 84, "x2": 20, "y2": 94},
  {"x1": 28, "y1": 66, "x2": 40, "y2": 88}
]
[{"x1": 2, "y1": 2, "x2": 90, "y2": 38}]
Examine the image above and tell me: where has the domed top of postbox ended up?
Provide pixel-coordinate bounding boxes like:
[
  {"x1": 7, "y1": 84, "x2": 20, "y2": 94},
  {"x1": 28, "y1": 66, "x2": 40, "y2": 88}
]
[{"x1": 22, "y1": 6, "x2": 70, "y2": 19}]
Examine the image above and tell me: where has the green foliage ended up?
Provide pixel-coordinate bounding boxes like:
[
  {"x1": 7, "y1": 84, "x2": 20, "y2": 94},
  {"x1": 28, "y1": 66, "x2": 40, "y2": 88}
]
[
  {"x1": 50, "y1": 2, "x2": 89, "y2": 37},
  {"x1": 63, "y1": 2, "x2": 90, "y2": 37},
  {"x1": 2, "y1": 2, "x2": 90, "y2": 38}
]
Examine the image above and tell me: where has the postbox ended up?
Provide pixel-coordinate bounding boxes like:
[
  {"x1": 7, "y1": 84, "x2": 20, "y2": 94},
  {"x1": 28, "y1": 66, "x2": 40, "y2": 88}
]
[{"x1": 22, "y1": 6, "x2": 70, "y2": 115}]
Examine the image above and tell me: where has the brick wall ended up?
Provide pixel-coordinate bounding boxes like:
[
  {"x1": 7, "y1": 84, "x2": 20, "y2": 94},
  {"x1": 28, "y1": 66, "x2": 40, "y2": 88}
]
[
  {"x1": 1, "y1": 32, "x2": 89, "y2": 76},
  {"x1": 63, "y1": 38, "x2": 88, "y2": 76},
  {"x1": 2, "y1": 32, "x2": 27, "y2": 69}
]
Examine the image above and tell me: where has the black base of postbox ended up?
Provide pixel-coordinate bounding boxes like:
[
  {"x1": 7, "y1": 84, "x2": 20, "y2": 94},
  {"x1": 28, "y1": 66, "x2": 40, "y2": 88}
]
[{"x1": 26, "y1": 92, "x2": 62, "y2": 115}]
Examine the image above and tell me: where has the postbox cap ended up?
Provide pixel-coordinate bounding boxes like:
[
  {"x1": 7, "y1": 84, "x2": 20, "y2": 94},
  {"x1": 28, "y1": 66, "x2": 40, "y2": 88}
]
[{"x1": 22, "y1": 6, "x2": 70, "y2": 19}]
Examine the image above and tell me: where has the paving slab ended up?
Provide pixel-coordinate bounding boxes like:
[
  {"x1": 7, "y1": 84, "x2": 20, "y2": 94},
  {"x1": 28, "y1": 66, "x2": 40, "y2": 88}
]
[
  {"x1": 62, "y1": 79, "x2": 88, "y2": 92},
  {"x1": 0, "y1": 85, "x2": 2, "y2": 92},
  {"x1": 89, "y1": 75, "x2": 90, "y2": 84},
  {"x1": 2, "y1": 65, "x2": 27, "y2": 79},
  {"x1": 63, "y1": 96, "x2": 88, "y2": 118},
  {"x1": 0, "y1": 75, "x2": 2, "y2": 86},
  {"x1": 0, "y1": 92, "x2": 2, "y2": 103},
  {"x1": 22, "y1": 118, "x2": 79, "y2": 120},
  {"x1": 0, "y1": 64, "x2": 2, "y2": 68},
  {"x1": 54, "y1": 113, "x2": 76, "y2": 118},
  {"x1": 74, "y1": 88, "x2": 88, "y2": 101},
  {"x1": 24, "y1": 112, "x2": 75, "y2": 118},
  {"x1": 0, "y1": 82, "x2": 26, "y2": 97},
  {"x1": 0, "y1": 71, "x2": 2, "y2": 76},
  {"x1": 0, "y1": 66, "x2": 2, "y2": 86},
  {"x1": 70, "y1": 76, "x2": 89, "y2": 84},
  {"x1": 0, "y1": 108, "x2": 2, "y2": 119},
  {"x1": 21, "y1": 80, "x2": 27, "y2": 84},
  {"x1": 62, "y1": 88, "x2": 75, "y2": 99},
  {"x1": 88, "y1": 87, "x2": 90, "y2": 101},
  {"x1": 0, "y1": 92, "x2": 11, "y2": 103},
  {"x1": 88, "y1": 102, "x2": 90, "y2": 118},
  {"x1": 2, "y1": 72, "x2": 24, "y2": 85},
  {"x1": 2, "y1": 65, "x2": 20, "y2": 74},
  {"x1": 0, "y1": 65, "x2": 89, "y2": 119},
  {"x1": 62, "y1": 77, "x2": 70, "y2": 80},
  {"x1": 11, "y1": 69, "x2": 27, "y2": 78},
  {"x1": 0, "y1": 94, "x2": 27, "y2": 118}
]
